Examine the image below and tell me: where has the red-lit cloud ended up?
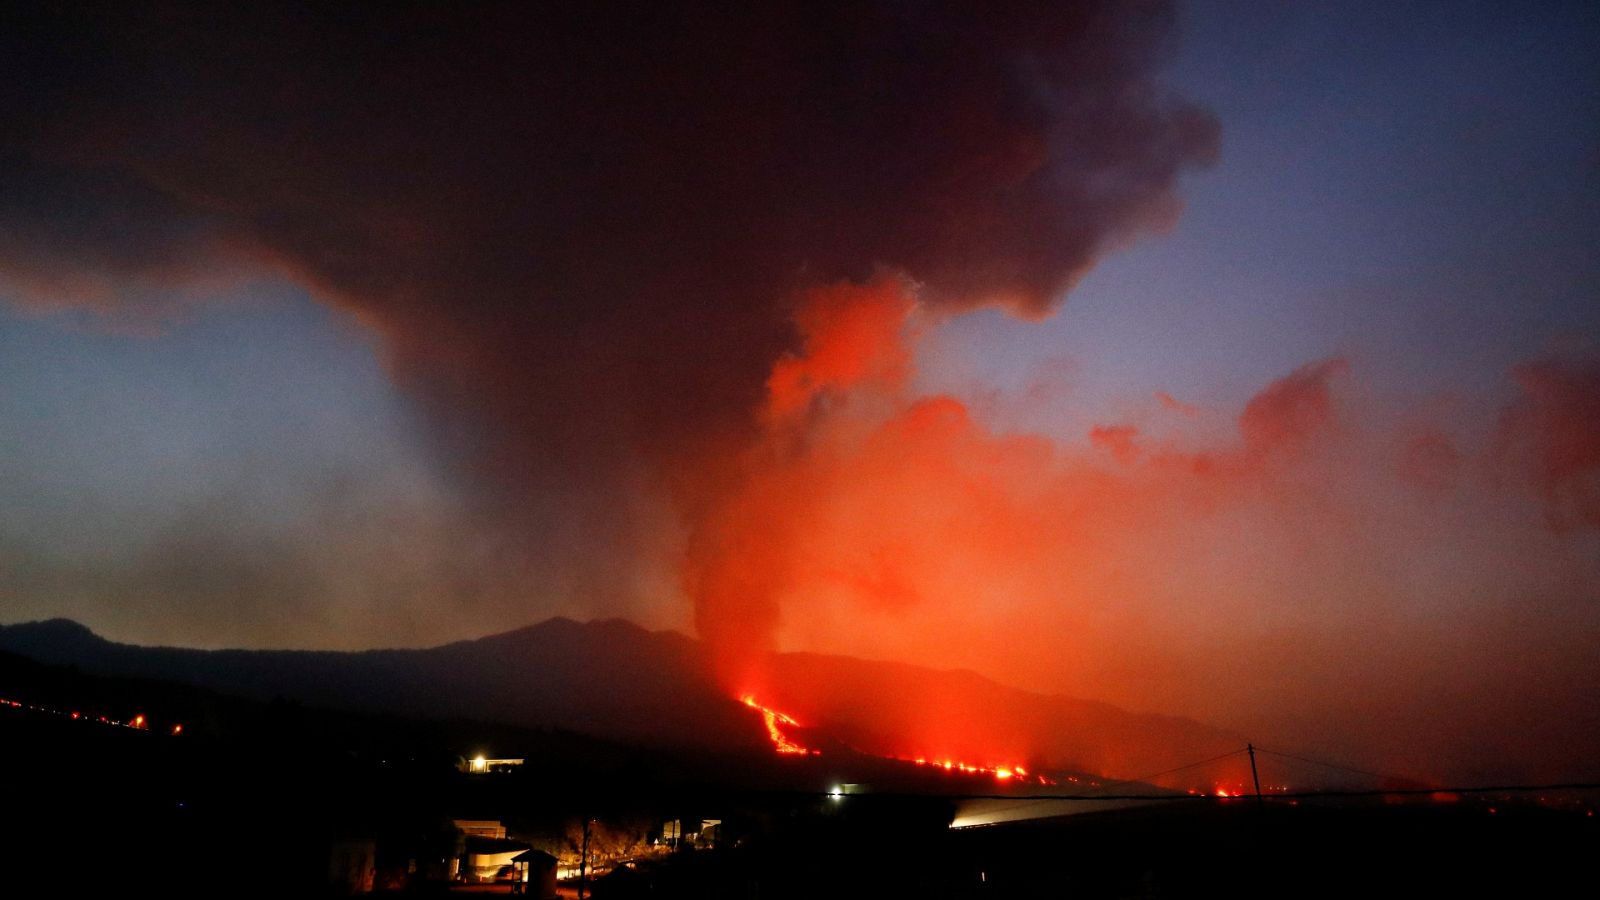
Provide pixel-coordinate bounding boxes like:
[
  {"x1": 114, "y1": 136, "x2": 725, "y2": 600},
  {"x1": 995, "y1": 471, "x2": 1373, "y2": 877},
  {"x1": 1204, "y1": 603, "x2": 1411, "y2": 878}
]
[
  {"x1": 1498, "y1": 358, "x2": 1600, "y2": 530},
  {"x1": 2, "y1": 3, "x2": 1595, "y2": 785},
  {"x1": 687, "y1": 280, "x2": 1600, "y2": 783}
]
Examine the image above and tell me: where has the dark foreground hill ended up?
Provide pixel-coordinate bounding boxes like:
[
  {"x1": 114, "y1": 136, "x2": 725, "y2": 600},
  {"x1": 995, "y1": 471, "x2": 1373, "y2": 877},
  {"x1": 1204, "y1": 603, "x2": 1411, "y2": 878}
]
[
  {"x1": 2, "y1": 643, "x2": 1593, "y2": 899},
  {"x1": 0, "y1": 616, "x2": 1240, "y2": 782}
]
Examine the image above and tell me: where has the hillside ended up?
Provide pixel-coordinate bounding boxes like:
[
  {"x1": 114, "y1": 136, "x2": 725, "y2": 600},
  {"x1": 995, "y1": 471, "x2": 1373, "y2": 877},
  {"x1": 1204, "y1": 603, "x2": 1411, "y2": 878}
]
[{"x1": 0, "y1": 616, "x2": 1239, "y2": 784}]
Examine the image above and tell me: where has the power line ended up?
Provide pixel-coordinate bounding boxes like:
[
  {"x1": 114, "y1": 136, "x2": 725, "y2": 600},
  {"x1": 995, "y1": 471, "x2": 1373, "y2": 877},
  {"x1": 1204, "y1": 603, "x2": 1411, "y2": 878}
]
[
  {"x1": 1252, "y1": 745, "x2": 1409, "y2": 784},
  {"x1": 1085, "y1": 747, "x2": 1249, "y2": 794},
  {"x1": 753, "y1": 781, "x2": 1600, "y2": 806}
]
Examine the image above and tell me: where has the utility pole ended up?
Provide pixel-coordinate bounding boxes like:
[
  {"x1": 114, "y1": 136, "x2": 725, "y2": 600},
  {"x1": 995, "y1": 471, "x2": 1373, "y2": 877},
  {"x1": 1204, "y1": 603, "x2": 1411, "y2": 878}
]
[
  {"x1": 1247, "y1": 743, "x2": 1263, "y2": 805},
  {"x1": 578, "y1": 817, "x2": 592, "y2": 900}
]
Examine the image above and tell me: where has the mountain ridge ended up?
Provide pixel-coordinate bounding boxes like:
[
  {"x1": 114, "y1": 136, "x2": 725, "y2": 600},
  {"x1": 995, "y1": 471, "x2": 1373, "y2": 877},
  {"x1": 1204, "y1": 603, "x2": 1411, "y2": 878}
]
[{"x1": 0, "y1": 616, "x2": 1242, "y2": 784}]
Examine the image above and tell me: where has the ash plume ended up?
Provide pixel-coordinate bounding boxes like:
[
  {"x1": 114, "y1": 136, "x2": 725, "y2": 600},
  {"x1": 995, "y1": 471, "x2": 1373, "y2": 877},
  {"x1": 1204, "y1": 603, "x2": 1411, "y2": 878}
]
[
  {"x1": 9, "y1": 3, "x2": 1595, "y2": 786},
  {"x1": 0, "y1": 1, "x2": 1215, "y2": 631}
]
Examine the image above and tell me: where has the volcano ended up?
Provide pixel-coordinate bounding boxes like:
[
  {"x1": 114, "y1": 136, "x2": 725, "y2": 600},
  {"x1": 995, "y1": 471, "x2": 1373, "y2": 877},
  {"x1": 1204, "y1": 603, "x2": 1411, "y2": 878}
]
[{"x1": 0, "y1": 616, "x2": 1240, "y2": 787}]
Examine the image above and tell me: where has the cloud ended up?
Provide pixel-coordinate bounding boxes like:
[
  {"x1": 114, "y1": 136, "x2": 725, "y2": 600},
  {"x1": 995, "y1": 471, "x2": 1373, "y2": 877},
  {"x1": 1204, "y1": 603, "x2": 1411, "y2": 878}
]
[
  {"x1": 1238, "y1": 357, "x2": 1349, "y2": 456},
  {"x1": 1156, "y1": 390, "x2": 1199, "y2": 416},
  {"x1": 24, "y1": 3, "x2": 1590, "y2": 786},
  {"x1": 0, "y1": 0, "x2": 1217, "y2": 635},
  {"x1": 685, "y1": 281, "x2": 1600, "y2": 783},
  {"x1": 1498, "y1": 357, "x2": 1600, "y2": 529},
  {"x1": 1090, "y1": 424, "x2": 1142, "y2": 464}
]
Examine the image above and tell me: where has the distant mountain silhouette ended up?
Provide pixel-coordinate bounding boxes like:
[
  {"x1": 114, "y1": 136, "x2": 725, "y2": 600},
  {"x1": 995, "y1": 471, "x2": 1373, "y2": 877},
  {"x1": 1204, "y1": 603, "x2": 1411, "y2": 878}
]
[
  {"x1": 764, "y1": 652, "x2": 1243, "y2": 782},
  {"x1": 0, "y1": 617, "x2": 1240, "y2": 783}
]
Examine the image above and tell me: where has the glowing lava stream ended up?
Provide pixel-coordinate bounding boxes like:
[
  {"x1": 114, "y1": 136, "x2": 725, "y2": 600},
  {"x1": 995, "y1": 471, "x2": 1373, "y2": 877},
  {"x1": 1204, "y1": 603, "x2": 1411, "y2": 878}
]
[
  {"x1": 903, "y1": 756, "x2": 1054, "y2": 785},
  {"x1": 740, "y1": 696, "x2": 820, "y2": 755},
  {"x1": 739, "y1": 696, "x2": 1052, "y2": 783}
]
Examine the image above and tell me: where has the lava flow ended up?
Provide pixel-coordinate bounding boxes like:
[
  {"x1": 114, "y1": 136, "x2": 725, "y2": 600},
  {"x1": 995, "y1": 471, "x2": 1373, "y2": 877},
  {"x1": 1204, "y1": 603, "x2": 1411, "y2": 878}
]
[
  {"x1": 902, "y1": 755, "x2": 1055, "y2": 785},
  {"x1": 739, "y1": 696, "x2": 1054, "y2": 783},
  {"x1": 740, "y1": 696, "x2": 820, "y2": 755}
]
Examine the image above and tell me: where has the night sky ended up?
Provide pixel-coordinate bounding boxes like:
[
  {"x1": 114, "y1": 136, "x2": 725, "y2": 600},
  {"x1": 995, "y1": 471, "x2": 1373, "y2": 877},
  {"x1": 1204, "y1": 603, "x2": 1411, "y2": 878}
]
[{"x1": 2, "y1": 1, "x2": 1597, "y2": 780}]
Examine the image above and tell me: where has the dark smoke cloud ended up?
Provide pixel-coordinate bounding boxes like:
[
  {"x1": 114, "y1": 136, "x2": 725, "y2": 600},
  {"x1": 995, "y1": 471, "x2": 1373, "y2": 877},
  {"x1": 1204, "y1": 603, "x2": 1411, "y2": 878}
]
[
  {"x1": 0, "y1": 0, "x2": 1215, "y2": 600},
  {"x1": 5, "y1": 5, "x2": 1596, "y2": 786}
]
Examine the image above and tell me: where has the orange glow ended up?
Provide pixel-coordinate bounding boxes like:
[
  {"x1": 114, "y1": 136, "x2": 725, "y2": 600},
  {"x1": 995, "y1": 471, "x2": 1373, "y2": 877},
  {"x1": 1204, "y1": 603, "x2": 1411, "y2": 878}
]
[
  {"x1": 738, "y1": 693, "x2": 1035, "y2": 779},
  {"x1": 688, "y1": 280, "x2": 1305, "y2": 787},
  {"x1": 740, "y1": 696, "x2": 820, "y2": 755},
  {"x1": 907, "y1": 753, "x2": 1038, "y2": 782},
  {"x1": 683, "y1": 277, "x2": 1600, "y2": 791}
]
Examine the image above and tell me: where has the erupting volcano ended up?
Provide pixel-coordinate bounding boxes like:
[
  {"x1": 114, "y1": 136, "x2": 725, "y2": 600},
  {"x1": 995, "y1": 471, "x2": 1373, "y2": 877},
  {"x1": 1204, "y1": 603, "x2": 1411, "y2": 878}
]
[{"x1": 1, "y1": 0, "x2": 1597, "y2": 807}]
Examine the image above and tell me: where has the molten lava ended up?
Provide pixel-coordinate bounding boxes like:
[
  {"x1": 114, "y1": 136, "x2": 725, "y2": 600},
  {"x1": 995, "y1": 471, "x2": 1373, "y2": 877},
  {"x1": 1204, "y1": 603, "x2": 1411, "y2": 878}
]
[
  {"x1": 740, "y1": 696, "x2": 820, "y2": 755},
  {"x1": 739, "y1": 695, "x2": 1054, "y2": 782},
  {"x1": 905, "y1": 756, "x2": 1054, "y2": 785}
]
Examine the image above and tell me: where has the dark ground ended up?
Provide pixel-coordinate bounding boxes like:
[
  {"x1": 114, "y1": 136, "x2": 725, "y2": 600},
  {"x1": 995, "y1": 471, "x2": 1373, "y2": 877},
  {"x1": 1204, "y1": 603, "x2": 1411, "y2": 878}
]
[{"x1": 3, "y1": 650, "x2": 1594, "y2": 898}]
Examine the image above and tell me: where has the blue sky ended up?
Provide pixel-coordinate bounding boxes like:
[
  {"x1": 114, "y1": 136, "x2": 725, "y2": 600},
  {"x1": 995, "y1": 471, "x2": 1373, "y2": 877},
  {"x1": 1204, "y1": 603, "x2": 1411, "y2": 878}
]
[{"x1": 923, "y1": 0, "x2": 1599, "y2": 439}]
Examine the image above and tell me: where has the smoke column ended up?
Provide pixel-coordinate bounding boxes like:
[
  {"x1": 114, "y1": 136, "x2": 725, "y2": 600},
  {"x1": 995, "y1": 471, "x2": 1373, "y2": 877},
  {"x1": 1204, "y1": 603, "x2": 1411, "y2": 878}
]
[{"x1": 4, "y1": 2, "x2": 1596, "y2": 782}]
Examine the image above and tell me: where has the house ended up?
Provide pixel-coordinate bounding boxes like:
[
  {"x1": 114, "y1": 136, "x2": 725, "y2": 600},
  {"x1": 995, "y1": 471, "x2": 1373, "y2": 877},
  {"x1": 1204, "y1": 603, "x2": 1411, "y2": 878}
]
[
  {"x1": 459, "y1": 755, "x2": 525, "y2": 774},
  {"x1": 453, "y1": 819, "x2": 508, "y2": 839},
  {"x1": 450, "y1": 819, "x2": 533, "y2": 882},
  {"x1": 510, "y1": 848, "x2": 559, "y2": 898},
  {"x1": 462, "y1": 835, "x2": 533, "y2": 882}
]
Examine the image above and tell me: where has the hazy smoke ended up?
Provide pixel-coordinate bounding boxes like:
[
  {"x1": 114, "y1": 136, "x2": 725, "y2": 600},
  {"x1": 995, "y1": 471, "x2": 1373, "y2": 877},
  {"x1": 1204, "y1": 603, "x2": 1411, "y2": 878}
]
[
  {"x1": 690, "y1": 280, "x2": 1600, "y2": 782},
  {"x1": 5, "y1": 3, "x2": 1593, "y2": 783},
  {"x1": 0, "y1": 0, "x2": 1216, "y2": 595}
]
